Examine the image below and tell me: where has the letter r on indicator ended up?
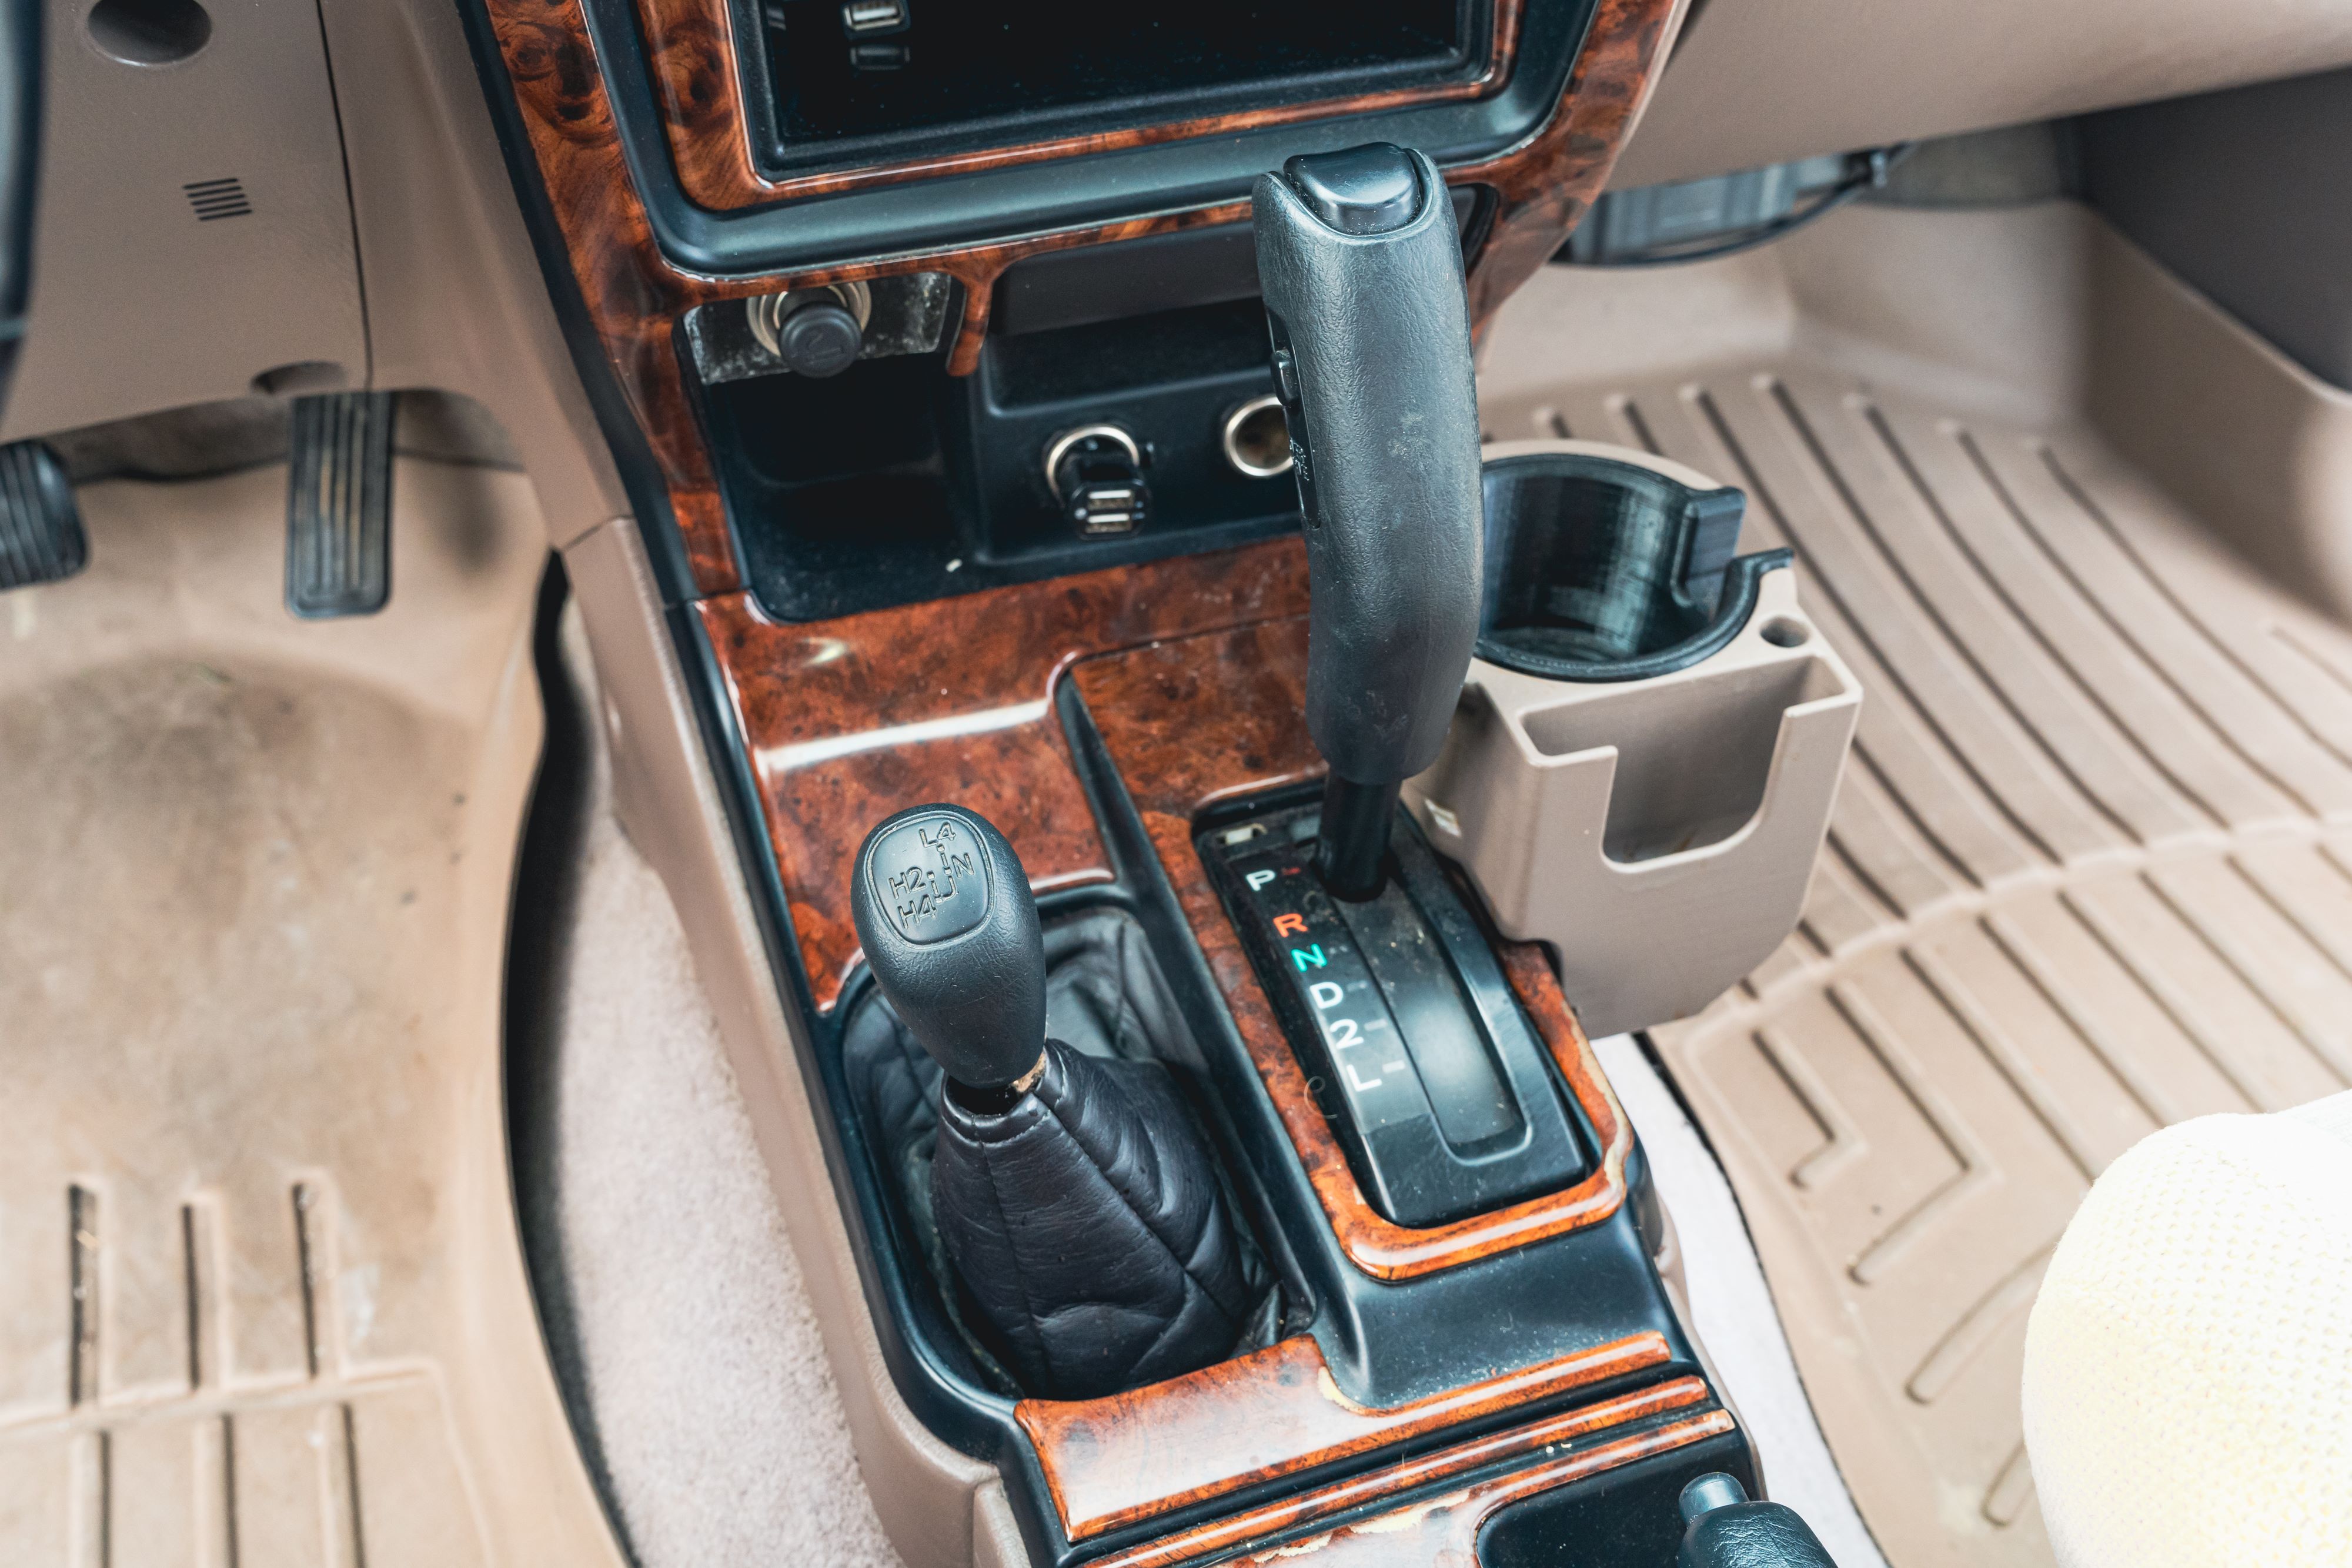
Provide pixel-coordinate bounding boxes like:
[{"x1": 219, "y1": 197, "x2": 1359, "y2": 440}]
[{"x1": 1271, "y1": 912, "x2": 1308, "y2": 937}]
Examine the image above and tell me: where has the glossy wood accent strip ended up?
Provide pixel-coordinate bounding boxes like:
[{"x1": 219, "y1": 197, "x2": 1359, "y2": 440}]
[
  {"x1": 642, "y1": 0, "x2": 1526, "y2": 212},
  {"x1": 1018, "y1": 1330, "x2": 1672, "y2": 1543},
  {"x1": 1088, "y1": 1378, "x2": 1715, "y2": 1568},
  {"x1": 1071, "y1": 619, "x2": 1634, "y2": 1279},
  {"x1": 487, "y1": 0, "x2": 1253, "y2": 591},
  {"x1": 483, "y1": 0, "x2": 1677, "y2": 594},
  {"x1": 697, "y1": 539, "x2": 1310, "y2": 1008},
  {"x1": 1254, "y1": 1407, "x2": 1737, "y2": 1566},
  {"x1": 1455, "y1": 0, "x2": 1681, "y2": 329}
]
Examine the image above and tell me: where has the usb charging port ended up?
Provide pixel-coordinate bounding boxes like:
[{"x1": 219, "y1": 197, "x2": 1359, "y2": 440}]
[{"x1": 841, "y1": 0, "x2": 907, "y2": 33}]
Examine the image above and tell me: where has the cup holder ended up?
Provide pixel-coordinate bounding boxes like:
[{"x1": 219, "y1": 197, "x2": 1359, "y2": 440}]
[
  {"x1": 1478, "y1": 449, "x2": 1762, "y2": 682},
  {"x1": 1408, "y1": 440, "x2": 1863, "y2": 1038}
]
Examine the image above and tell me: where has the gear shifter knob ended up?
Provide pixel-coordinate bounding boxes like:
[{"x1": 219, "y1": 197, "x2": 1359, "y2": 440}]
[
  {"x1": 1253, "y1": 143, "x2": 1484, "y2": 897},
  {"x1": 850, "y1": 803, "x2": 1046, "y2": 1092}
]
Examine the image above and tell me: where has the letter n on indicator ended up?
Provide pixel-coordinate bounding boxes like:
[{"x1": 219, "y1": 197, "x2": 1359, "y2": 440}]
[{"x1": 1290, "y1": 944, "x2": 1327, "y2": 971}]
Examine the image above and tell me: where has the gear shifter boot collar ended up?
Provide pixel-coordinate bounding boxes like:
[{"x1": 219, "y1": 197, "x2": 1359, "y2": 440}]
[{"x1": 933, "y1": 1037, "x2": 1259, "y2": 1399}]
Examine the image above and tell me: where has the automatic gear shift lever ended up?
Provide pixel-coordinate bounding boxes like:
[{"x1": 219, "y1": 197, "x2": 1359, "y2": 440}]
[{"x1": 1254, "y1": 143, "x2": 1484, "y2": 899}]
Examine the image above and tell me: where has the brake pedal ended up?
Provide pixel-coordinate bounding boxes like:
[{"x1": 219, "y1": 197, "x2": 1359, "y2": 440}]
[
  {"x1": 0, "y1": 441, "x2": 87, "y2": 591},
  {"x1": 285, "y1": 391, "x2": 395, "y2": 618}
]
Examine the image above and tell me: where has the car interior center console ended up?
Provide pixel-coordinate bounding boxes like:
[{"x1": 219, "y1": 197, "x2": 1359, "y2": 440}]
[{"x1": 467, "y1": 1, "x2": 1856, "y2": 1564}]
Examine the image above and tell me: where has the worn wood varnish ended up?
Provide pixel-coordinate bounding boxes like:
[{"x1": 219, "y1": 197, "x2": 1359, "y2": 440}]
[
  {"x1": 644, "y1": 0, "x2": 1528, "y2": 211},
  {"x1": 697, "y1": 539, "x2": 1309, "y2": 1008},
  {"x1": 1232, "y1": 1407, "x2": 1739, "y2": 1564},
  {"x1": 1085, "y1": 1379, "x2": 1718, "y2": 1568},
  {"x1": 479, "y1": 0, "x2": 1678, "y2": 594},
  {"x1": 1073, "y1": 619, "x2": 1635, "y2": 1280},
  {"x1": 1018, "y1": 1330, "x2": 1674, "y2": 1543}
]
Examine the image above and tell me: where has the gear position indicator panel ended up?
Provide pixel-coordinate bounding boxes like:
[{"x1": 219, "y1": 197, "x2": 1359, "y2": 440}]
[
  {"x1": 1238, "y1": 857, "x2": 1438, "y2": 1139},
  {"x1": 1204, "y1": 805, "x2": 1591, "y2": 1229}
]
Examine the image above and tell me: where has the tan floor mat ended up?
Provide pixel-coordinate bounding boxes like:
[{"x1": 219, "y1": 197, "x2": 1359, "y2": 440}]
[
  {"x1": 1479, "y1": 205, "x2": 2352, "y2": 1568},
  {"x1": 0, "y1": 460, "x2": 621, "y2": 1565}
]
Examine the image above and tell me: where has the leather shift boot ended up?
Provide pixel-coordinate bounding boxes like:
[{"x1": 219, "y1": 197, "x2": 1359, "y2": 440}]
[{"x1": 932, "y1": 1036, "x2": 1256, "y2": 1399}]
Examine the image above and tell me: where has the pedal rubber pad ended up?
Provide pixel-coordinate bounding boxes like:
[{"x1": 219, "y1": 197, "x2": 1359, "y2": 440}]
[
  {"x1": 286, "y1": 391, "x2": 395, "y2": 618},
  {"x1": 0, "y1": 440, "x2": 87, "y2": 590}
]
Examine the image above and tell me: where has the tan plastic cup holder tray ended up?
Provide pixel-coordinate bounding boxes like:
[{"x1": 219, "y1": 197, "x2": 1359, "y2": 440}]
[{"x1": 1408, "y1": 439, "x2": 1862, "y2": 1038}]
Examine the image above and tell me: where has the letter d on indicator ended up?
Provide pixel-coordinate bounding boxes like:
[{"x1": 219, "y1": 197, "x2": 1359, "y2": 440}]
[{"x1": 1308, "y1": 981, "x2": 1344, "y2": 1010}]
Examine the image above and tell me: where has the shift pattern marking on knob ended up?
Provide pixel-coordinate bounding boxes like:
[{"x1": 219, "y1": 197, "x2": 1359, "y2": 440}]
[{"x1": 866, "y1": 813, "x2": 990, "y2": 943}]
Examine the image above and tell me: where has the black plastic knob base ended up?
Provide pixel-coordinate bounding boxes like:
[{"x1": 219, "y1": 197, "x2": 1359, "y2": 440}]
[{"x1": 1317, "y1": 775, "x2": 1399, "y2": 901}]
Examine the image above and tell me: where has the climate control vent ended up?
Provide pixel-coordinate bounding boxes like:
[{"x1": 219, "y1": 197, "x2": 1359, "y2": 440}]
[{"x1": 183, "y1": 176, "x2": 251, "y2": 221}]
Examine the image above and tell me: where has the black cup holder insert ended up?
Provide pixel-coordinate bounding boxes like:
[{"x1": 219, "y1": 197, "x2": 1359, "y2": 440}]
[{"x1": 1477, "y1": 451, "x2": 1786, "y2": 683}]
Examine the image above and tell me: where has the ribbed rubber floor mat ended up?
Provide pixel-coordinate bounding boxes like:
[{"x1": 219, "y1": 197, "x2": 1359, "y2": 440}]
[
  {"x1": 1481, "y1": 213, "x2": 2352, "y2": 1568},
  {"x1": 0, "y1": 462, "x2": 621, "y2": 1566}
]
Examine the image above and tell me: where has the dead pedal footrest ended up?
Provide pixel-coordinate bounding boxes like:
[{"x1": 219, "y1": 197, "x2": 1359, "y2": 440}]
[{"x1": 285, "y1": 390, "x2": 395, "y2": 618}]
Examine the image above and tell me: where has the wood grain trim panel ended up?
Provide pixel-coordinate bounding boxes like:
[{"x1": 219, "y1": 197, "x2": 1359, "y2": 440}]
[
  {"x1": 643, "y1": 0, "x2": 1528, "y2": 212},
  {"x1": 482, "y1": 0, "x2": 1677, "y2": 596},
  {"x1": 1071, "y1": 618, "x2": 1635, "y2": 1279},
  {"x1": 488, "y1": 0, "x2": 1250, "y2": 592},
  {"x1": 1258, "y1": 1407, "x2": 1738, "y2": 1566},
  {"x1": 1088, "y1": 1379, "x2": 1718, "y2": 1568},
  {"x1": 1455, "y1": 0, "x2": 1681, "y2": 327},
  {"x1": 1018, "y1": 1330, "x2": 1673, "y2": 1543},
  {"x1": 697, "y1": 539, "x2": 1310, "y2": 1008},
  {"x1": 702, "y1": 547, "x2": 1632, "y2": 1271}
]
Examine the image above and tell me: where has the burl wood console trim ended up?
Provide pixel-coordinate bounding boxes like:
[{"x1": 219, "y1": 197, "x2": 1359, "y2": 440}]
[
  {"x1": 1454, "y1": 0, "x2": 1679, "y2": 329},
  {"x1": 1091, "y1": 1386, "x2": 1727, "y2": 1568},
  {"x1": 697, "y1": 540, "x2": 1310, "y2": 1009},
  {"x1": 480, "y1": 0, "x2": 1679, "y2": 597},
  {"x1": 645, "y1": 0, "x2": 1528, "y2": 212},
  {"x1": 704, "y1": 544, "x2": 1632, "y2": 1270},
  {"x1": 1073, "y1": 619, "x2": 1635, "y2": 1281},
  {"x1": 699, "y1": 518, "x2": 1671, "y2": 1549},
  {"x1": 1019, "y1": 1329, "x2": 1675, "y2": 1543},
  {"x1": 1211, "y1": 1407, "x2": 1738, "y2": 1566}
]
